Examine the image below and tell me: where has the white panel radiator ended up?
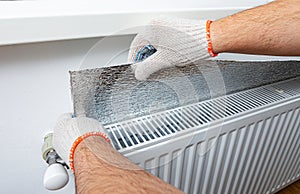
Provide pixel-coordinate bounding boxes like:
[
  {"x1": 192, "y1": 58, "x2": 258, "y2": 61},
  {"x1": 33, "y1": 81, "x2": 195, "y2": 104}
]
[{"x1": 105, "y1": 77, "x2": 300, "y2": 194}]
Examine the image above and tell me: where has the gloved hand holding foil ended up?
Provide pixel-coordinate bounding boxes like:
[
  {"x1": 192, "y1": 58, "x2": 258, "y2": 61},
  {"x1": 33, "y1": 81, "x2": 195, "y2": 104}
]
[
  {"x1": 128, "y1": 17, "x2": 216, "y2": 81},
  {"x1": 129, "y1": 3, "x2": 300, "y2": 81}
]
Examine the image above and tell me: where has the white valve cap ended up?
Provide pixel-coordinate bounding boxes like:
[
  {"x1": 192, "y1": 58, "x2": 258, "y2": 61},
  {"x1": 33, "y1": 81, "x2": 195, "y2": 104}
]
[{"x1": 43, "y1": 163, "x2": 69, "y2": 190}]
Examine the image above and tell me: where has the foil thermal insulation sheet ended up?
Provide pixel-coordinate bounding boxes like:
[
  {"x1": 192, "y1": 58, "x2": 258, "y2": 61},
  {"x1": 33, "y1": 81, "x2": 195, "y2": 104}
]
[{"x1": 70, "y1": 60, "x2": 300, "y2": 125}]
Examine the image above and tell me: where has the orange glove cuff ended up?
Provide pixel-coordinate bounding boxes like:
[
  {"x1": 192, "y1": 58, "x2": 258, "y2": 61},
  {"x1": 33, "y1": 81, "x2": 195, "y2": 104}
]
[
  {"x1": 206, "y1": 20, "x2": 218, "y2": 57},
  {"x1": 69, "y1": 131, "x2": 111, "y2": 172}
]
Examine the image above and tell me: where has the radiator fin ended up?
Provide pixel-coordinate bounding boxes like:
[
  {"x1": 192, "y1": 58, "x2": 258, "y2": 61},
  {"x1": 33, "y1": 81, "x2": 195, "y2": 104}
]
[{"x1": 138, "y1": 108, "x2": 299, "y2": 193}]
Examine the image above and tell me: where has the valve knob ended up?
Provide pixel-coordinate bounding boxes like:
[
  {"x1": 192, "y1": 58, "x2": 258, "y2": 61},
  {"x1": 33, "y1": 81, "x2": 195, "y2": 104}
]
[
  {"x1": 43, "y1": 163, "x2": 69, "y2": 190},
  {"x1": 42, "y1": 133, "x2": 69, "y2": 190}
]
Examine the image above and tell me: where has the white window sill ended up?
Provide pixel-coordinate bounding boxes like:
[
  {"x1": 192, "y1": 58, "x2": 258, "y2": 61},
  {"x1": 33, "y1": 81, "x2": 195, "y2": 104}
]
[{"x1": 0, "y1": 1, "x2": 265, "y2": 46}]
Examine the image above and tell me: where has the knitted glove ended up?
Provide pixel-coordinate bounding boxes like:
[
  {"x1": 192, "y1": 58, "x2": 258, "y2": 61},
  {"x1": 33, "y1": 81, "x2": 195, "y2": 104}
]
[
  {"x1": 128, "y1": 17, "x2": 215, "y2": 80},
  {"x1": 52, "y1": 113, "x2": 110, "y2": 172}
]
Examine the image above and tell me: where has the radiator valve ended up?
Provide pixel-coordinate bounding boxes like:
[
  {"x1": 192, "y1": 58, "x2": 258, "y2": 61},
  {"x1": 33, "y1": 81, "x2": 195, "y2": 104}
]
[{"x1": 42, "y1": 133, "x2": 69, "y2": 190}]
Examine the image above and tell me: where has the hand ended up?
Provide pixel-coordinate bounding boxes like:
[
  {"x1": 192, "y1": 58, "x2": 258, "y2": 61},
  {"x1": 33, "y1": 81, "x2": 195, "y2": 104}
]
[
  {"x1": 52, "y1": 113, "x2": 109, "y2": 170},
  {"x1": 128, "y1": 16, "x2": 211, "y2": 80}
]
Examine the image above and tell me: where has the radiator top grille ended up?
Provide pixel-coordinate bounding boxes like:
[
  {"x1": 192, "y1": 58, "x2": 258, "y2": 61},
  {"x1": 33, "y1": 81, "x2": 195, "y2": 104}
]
[{"x1": 105, "y1": 78, "x2": 300, "y2": 151}]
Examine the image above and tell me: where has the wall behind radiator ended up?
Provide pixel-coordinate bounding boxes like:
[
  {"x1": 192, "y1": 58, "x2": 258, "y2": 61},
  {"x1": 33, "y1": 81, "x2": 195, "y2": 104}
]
[{"x1": 0, "y1": 36, "x2": 132, "y2": 194}]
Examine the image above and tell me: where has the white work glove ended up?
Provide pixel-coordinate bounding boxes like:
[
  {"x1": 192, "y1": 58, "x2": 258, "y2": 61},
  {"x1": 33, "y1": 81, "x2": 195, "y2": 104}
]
[
  {"x1": 52, "y1": 113, "x2": 110, "y2": 171},
  {"x1": 128, "y1": 17, "x2": 212, "y2": 80}
]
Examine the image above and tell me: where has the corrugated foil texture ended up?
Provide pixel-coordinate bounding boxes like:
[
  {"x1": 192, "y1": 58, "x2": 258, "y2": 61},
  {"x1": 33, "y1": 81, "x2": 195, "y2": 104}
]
[{"x1": 70, "y1": 60, "x2": 300, "y2": 125}]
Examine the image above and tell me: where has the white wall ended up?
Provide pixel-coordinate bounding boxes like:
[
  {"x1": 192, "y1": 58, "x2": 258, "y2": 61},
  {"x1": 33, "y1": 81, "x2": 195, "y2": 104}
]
[{"x1": 0, "y1": 35, "x2": 134, "y2": 194}]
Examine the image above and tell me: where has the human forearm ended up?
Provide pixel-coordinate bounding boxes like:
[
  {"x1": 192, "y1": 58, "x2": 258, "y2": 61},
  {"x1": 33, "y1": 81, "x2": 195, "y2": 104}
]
[
  {"x1": 74, "y1": 136, "x2": 183, "y2": 194},
  {"x1": 211, "y1": 0, "x2": 300, "y2": 56}
]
